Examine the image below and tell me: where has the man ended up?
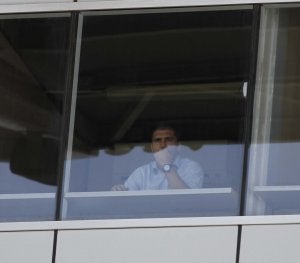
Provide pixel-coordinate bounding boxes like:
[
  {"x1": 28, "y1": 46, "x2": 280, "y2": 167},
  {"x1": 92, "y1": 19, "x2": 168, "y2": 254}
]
[{"x1": 112, "y1": 125, "x2": 204, "y2": 191}]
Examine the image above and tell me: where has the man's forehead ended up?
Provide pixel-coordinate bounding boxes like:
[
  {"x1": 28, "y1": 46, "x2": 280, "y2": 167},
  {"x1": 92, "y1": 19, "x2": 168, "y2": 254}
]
[{"x1": 152, "y1": 129, "x2": 176, "y2": 138}]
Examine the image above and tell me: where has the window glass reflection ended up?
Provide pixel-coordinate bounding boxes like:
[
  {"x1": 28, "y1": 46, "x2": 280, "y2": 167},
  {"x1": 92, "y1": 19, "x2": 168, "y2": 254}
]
[
  {"x1": 0, "y1": 15, "x2": 70, "y2": 221},
  {"x1": 246, "y1": 7, "x2": 300, "y2": 215},
  {"x1": 65, "y1": 9, "x2": 252, "y2": 219}
]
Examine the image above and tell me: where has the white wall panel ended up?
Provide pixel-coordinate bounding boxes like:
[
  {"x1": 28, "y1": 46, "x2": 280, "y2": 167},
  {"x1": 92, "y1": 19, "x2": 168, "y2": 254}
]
[
  {"x1": 240, "y1": 224, "x2": 300, "y2": 263},
  {"x1": 0, "y1": 231, "x2": 54, "y2": 263},
  {"x1": 56, "y1": 226, "x2": 238, "y2": 263}
]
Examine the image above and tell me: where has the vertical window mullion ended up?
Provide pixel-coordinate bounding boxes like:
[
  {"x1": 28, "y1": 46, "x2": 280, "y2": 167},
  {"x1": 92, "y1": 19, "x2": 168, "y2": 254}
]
[
  {"x1": 55, "y1": 12, "x2": 82, "y2": 221},
  {"x1": 240, "y1": 4, "x2": 262, "y2": 216}
]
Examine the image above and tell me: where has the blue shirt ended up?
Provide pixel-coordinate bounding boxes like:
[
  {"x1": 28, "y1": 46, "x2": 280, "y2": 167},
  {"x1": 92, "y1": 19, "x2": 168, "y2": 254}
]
[{"x1": 124, "y1": 156, "x2": 204, "y2": 190}]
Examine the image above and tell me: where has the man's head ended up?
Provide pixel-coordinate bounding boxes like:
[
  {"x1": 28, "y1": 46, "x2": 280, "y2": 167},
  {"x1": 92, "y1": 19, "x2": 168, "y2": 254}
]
[{"x1": 151, "y1": 126, "x2": 178, "y2": 153}]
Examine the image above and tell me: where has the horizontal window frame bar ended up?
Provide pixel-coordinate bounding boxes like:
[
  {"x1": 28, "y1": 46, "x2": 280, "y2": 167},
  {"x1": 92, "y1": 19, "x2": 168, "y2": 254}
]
[
  {"x1": 0, "y1": 1, "x2": 293, "y2": 15},
  {"x1": 0, "y1": 193, "x2": 55, "y2": 200},
  {"x1": 0, "y1": 1, "x2": 298, "y2": 16},
  {"x1": 2, "y1": 215, "x2": 300, "y2": 232},
  {"x1": 0, "y1": 0, "x2": 300, "y2": 15},
  {"x1": 65, "y1": 188, "x2": 234, "y2": 198},
  {"x1": 81, "y1": 5, "x2": 253, "y2": 17},
  {"x1": 264, "y1": 3, "x2": 300, "y2": 8},
  {"x1": 0, "y1": 12, "x2": 70, "y2": 19}
]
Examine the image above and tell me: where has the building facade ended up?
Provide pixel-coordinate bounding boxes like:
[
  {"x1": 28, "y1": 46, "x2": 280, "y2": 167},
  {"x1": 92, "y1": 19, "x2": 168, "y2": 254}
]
[{"x1": 0, "y1": 1, "x2": 300, "y2": 262}]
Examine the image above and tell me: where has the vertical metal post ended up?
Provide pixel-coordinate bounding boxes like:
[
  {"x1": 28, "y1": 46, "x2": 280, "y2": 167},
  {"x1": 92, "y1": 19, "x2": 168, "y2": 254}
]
[{"x1": 52, "y1": 10, "x2": 82, "y2": 263}]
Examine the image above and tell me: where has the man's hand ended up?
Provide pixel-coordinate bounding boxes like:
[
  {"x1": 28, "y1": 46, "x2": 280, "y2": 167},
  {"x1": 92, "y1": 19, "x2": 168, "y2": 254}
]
[
  {"x1": 111, "y1": 184, "x2": 128, "y2": 191},
  {"x1": 153, "y1": 146, "x2": 176, "y2": 168}
]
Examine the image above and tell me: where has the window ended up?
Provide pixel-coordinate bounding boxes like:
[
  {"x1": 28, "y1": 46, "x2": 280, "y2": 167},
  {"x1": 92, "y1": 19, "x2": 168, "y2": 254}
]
[
  {"x1": 0, "y1": 14, "x2": 70, "y2": 222},
  {"x1": 61, "y1": 8, "x2": 253, "y2": 219},
  {"x1": 1, "y1": 4, "x2": 300, "y2": 222},
  {"x1": 246, "y1": 6, "x2": 300, "y2": 215}
]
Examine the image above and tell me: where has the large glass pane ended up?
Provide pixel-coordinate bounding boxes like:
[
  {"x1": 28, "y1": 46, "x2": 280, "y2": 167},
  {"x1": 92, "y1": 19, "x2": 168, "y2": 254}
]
[
  {"x1": 246, "y1": 6, "x2": 300, "y2": 215},
  {"x1": 63, "y1": 8, "x2": 253, "y2": 220},
  {"x1": 0, "y1": 14, "x2": 70, "y2": 221}
]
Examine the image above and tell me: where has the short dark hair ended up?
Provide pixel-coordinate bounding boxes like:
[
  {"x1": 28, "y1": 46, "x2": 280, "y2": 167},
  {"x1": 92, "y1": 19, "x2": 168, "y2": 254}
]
[{"x1": 151, "y1": 123, "x2": 179, "y2": 139}]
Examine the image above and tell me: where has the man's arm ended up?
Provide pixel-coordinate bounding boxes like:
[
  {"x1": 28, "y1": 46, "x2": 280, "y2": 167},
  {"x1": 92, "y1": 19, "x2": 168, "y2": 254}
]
[
  {"x1": 164, "y1": 166, "x2": 189, "y2": 189},
  {"x1": 111, "y1": 167, "x2": 143, "y2": 191},
  {"x1": 177, "y1": 159, "x2": 204, "y2": 189},
  {"x1": 153, "y1": 147, "x2": 189, "y2": 189}
]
